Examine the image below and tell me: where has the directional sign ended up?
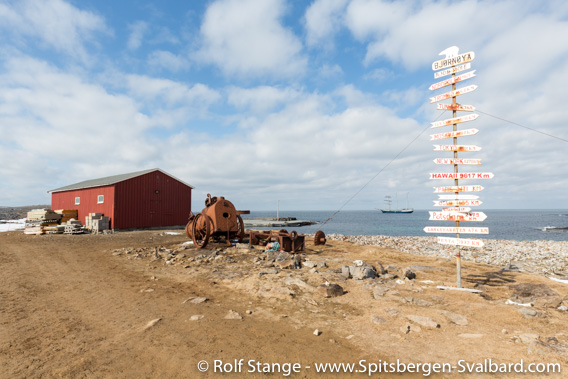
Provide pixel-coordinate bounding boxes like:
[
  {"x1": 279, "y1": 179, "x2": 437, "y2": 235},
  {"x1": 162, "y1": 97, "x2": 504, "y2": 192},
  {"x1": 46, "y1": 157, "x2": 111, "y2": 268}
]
[
  {"x1": 433, "y1": 145, "x2": 481, "y2": 152},
  {"x1": 433, "y1": 158, "x2": 482, "y2": 165},
  {"x1": 430, "y1": 85, "x2": 477, "y2": 103},
  {"x1": 431, "y1": 128, "x2": 479, "y2": 140},
  {"x1": 429, "y1": 211, "x2": 487, "y2": 222},
  {"x1": 442, "y1": 207, "x2": 472, "y2": 213},
  {"x1": 431, "y1": 114, "x2": 479, "y2": 128},
  {"x1": 437, "y1": 236, "x2": 484, "y2": 247},
  {"x1": 434, "y1": 200, "x2": 482, "y2": 207},
  {"x1": 436, "y1": 103, "x2": 475, "y2": 112},
  {"x1": 432, "y1": 51, "x2": 475, "y2": 71},
  {"x1": 429, "y1": 70, "x2": 476, "y2": 91},
  {"x1": 424, "y1": 226, "x2": 489, "y2": 234},
  {"x1": 434, "y1": 63, "x2": 472, "y2": 79},
  {"x1": 434, "y1": 185, "x2": 484, "y2": 193},
  {"x1": 438, "y1": 194, "x2": 479, "y2": 200},
  {"x1": 430, "y1": 172, "x2": 494, "y2": 180}
]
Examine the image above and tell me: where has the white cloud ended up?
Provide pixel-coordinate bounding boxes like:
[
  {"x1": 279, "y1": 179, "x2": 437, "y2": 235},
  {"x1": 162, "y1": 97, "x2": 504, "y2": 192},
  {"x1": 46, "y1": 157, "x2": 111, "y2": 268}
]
[
  {"x1": 0, "y1": 0, "x2": 108, "y2": 62},
  {"x1": 195, "y1": 0, "x2": 307, "y2": 79},
  {"x1": 127, "y1": 21, "x2": 148, "y2": 50},
  {"x1": 147, "y1": 50, "x2": 189, "y2": 72},
  {"x1": 304, "y1": 0, "x2": 348, "y2": 48},
  {"x1": 227, "y1": 86, "x2": 302, "y2": 114}
]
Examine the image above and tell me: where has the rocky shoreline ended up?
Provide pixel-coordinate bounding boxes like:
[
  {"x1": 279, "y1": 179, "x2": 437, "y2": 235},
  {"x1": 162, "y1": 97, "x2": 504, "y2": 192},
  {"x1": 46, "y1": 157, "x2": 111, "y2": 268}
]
[{"x1": 321, "y1": 234, "x2": 568, "y2": 276}]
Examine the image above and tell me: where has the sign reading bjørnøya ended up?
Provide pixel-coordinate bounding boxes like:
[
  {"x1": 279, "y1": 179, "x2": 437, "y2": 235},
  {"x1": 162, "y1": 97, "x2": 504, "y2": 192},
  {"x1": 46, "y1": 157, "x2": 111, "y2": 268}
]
[
  {"x1": 431, "y1": 128, "x2": 479, "y2": 140},
  {"x1": 432, "y1": 51, "x2": 475, "y2": 71},
  {"x1": 430, "y1": 172, "x2": 494, "y2": 180},
  {"x1": 434, "y1": 200, "x2": 482, "y2": 207},
  {"x1": 429, "y1": 71, "x2": 476, "y2": 91},
  {"x1": 431, "y1": 114, "x2": 479, "y2": 128},
  {"x1": 429, "y1": 211, "x2": 487, "y2": 222},
  {"x1": 433, "y1": 145, "x2": 481, "y2": 152},
  {"x1": 433, "y1": 158, "x2": 482, "y2": 165},
  {"x1": 437, "y1": 236, "x2": 484, "y2": 247},
  {"x1": 434, "y1": 185, "x2": 484, "y2": 193},
  {"x1": 430, "y1": 85, "x2": 477, "y2": 103},
  {"x1": 424, "y1": 226, "x2": 489, "y2": 234},
  {"x1": 434, "y1": 63, "x2": 471, "y2": 79},
  {"x1": 436, "y1": 103, "x2": 475, "y2": 112}
]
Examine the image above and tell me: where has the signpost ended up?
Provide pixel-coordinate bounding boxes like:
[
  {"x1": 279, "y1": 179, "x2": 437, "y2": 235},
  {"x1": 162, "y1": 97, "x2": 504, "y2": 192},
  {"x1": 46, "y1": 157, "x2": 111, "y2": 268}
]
[{"x1": 427, "y1": 46, "x2": 490, "y2": 288}]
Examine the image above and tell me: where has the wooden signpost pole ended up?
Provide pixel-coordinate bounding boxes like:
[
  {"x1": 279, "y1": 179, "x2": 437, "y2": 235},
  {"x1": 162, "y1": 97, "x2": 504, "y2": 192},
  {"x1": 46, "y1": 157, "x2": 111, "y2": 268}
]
[{"x1": 428, "y1": 46, "x2": 491, "y2": 289}]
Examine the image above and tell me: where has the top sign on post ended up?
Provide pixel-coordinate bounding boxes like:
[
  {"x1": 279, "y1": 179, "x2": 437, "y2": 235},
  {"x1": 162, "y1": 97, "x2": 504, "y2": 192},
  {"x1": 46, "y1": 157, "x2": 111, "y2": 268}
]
[{"x1": 432, "y1": 51, "x2": 475, "y2": 71}]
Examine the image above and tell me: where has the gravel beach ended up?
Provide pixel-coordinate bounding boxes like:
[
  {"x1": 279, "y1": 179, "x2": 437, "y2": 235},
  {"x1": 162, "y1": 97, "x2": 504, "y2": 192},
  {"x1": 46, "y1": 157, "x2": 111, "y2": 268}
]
[{"x1": 323, "y1": 234, "x2": 568, "y2": 276}]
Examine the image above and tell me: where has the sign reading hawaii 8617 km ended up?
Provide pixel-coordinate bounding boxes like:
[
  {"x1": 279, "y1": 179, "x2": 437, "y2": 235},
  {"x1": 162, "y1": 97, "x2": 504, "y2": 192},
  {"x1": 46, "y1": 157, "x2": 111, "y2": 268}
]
[{"x1": 425, "y1": 46, "x2": 492, "y2": 288}]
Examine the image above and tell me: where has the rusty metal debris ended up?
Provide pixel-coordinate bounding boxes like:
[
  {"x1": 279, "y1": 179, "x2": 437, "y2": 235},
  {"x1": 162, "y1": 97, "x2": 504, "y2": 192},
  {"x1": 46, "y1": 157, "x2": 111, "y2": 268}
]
[
  {"x1": 249, "y1": 229, "x2": 305, "y2": 253},
  {"x1": 314, "y1": 230, "x2": 326, "y2": 246},
  {"x1": 185, "y1": 194, "x2": 250, "y2": 249}
]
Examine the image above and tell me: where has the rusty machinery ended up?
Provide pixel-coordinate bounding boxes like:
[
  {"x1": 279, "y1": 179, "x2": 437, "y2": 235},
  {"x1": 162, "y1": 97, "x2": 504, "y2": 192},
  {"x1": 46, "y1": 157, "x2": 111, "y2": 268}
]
[
  {"x1": 249, "y1": 229, "x2": 305, "y2": 253},
  {"x1": 185, "y1": 194, "x2": 250, "y2": 248}
]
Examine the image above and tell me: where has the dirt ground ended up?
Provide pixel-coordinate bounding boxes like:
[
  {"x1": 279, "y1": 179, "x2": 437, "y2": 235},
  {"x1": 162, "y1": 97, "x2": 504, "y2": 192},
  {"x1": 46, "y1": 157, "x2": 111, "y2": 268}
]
[{"x1": 1, "y1": 230, "x2": 567, "y2": 378}]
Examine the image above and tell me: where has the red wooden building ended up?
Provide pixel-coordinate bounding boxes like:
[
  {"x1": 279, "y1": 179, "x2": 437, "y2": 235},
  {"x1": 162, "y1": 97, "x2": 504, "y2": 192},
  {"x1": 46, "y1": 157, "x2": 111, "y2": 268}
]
[{"x1": 48, "y1": 168, "x2": 193, "y2": 229}]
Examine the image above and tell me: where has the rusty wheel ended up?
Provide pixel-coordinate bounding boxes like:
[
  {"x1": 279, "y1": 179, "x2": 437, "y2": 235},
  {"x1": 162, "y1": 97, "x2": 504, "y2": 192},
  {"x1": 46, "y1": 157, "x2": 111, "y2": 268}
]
[
  {"x1": 192, "y1": 213, "x2": 211, "y2": 249},
  {"x1": 314, "y1": 230, "x2": 326, "y2": 246}
]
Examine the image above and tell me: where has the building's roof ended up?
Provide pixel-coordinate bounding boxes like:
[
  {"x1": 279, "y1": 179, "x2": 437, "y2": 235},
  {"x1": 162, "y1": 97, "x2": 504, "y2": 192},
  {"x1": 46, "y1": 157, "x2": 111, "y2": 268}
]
[{"x1": 48, "y1": 168, "x2": 194, "y2": 193}]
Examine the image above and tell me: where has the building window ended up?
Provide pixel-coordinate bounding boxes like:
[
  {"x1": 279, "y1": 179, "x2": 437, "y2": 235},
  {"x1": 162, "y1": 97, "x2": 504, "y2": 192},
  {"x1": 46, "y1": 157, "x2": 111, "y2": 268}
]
[
  {"x1": 75, "y1": 197, "x2": 80, "y2": 205},
  {"x1": 97, "y1": 195, "x2": 104, "y2": 204}
]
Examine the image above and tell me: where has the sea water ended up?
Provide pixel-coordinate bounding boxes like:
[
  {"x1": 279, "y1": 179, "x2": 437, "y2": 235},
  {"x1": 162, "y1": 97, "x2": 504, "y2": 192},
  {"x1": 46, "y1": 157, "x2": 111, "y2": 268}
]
[{"x1": 245, "y1": 209, "x2": 568, "y2": 242}]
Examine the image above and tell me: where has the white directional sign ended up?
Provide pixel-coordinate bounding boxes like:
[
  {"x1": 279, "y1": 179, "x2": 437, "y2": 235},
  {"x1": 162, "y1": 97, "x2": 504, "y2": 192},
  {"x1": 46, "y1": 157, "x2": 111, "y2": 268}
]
[
  {"x1": 431, "y1": 114, "x2": 479, "y2": 128},
  {"x1": 433, "y1": 158, "x2": 482, "y2": 165},
  {"x1": 429, "y1": 211, "x2": 487, "y2": 222},
  {"x1": 434, "y1": 200, "x2": 482, "y2": 207},
  {"x1": 433, "y1": 145, "x2": 481, "y2": 152},
  {"x1": 431, "y1": 128, "x2": 479, "y2": 140},
  {"x1": 436, "y1": 103, "x2": 475, "y2": 112},
  {"x1": 432, "y1": 51, "x2": 475, "y2": 71},
  {"x1": 429, "y1": 71, "x2": 476, "y2": 91},
  {"x1": 437, "y1": 236, "x2": 484, "y2": 247},
  {"x1": 442, "y1": 207, "x2": 472, "y2": 213},
  {"x1": 434, "y1": 63, "x2": 472, "y2": 79},
  {"x1": 438, "y1": 194, "x2": 479, "y2": 200},
  {"x1": 430, "y1": 172, "x2": 494, "y2": 180},
  {"x1": 424, "y1": 226, "x2": 489, "y2": 234},
  {"x1": 430, "y1": 85, "x2": 477, "y2": 103},
  {"x1": 434, "y1": 185, "x2": 484, "y2": 193}
]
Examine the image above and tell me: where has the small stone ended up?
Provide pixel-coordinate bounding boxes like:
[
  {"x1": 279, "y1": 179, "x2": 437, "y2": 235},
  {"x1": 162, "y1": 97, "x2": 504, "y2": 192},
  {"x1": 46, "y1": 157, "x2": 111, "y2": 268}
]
[
  {"x1": 518, "y1": 307, "x2": 538, "y2": 319},
  {"x1": 190, "y1": 297, "x2": 208, "y2": 304},
  {"x1": 518, "y1": 333, "x2": 540, "y2": 344},
  {"x1": 406, "y1": 315, "x2": 440, "y2": 329},
  {"x1": 225, "y1": 310, "x2": 243, "y2": 320},
  {"x1": 143, "y1": 318, "x2": 162, "y2": 330},
  {"x1": 373, "y1": 286, "x2": 388, "y2": 298},
  {"x1": 502, "y1": 329, "x2": 508, "y2": 334},
  {"x1": 371, "y1": 315, "x2": 387, "y2": 325},
  {"x1": 189, "y1": 315, "x2": 204, "y2": 321},
  {"x1": 313, "y1": 329, "x2": 321, "y2": 336},
  {"x1": 385, "y1": 308, "x2": 401, "y2": 317},
  {"x1": 440, "y1": 310, "x2": 468, "y2": 326},
  {"x1": 318, "y1": 283, "x2": 344, "y2": 298},
  {"x1": 403, "y1": 268, "x2": 416, "y2": 280},
  {"x1": 246, "y1": 310, "x2": 253, "y2": 315},
  {"x1": 303, "y1": 261, "x2": 317, "y2": 268}
]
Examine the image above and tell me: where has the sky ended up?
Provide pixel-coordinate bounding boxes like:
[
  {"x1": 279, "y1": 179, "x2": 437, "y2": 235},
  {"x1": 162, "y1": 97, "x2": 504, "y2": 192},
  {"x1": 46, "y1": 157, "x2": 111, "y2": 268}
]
[{"x1": 1, "y1": 0, "x2": 567, "y2": 212}]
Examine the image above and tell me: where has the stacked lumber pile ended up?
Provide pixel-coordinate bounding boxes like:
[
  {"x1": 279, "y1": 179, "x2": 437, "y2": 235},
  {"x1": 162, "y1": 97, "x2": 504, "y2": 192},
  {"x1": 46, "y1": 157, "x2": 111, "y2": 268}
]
[
  {"x1": 26, "y1": 209, "x2": 62, "y2": 225},
  {"x1": 85, "y1": 213, "x2": 110, "y2": 233},
  {"x1": 54, "y1": 209, "x2": 78, "y2": 223}
]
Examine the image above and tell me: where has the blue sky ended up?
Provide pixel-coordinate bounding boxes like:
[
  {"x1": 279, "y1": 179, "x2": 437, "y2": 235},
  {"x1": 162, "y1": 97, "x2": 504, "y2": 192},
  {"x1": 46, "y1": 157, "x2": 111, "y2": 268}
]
[{"x1": 1, "y1": 0, "x2": 567, "y2": 211}]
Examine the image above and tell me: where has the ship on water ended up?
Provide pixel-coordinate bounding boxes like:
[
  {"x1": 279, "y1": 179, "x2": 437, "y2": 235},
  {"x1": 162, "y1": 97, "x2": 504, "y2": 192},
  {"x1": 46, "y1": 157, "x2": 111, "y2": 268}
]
[{"x1": 380, "y1": 193, "x2": 414, "y2": 214}]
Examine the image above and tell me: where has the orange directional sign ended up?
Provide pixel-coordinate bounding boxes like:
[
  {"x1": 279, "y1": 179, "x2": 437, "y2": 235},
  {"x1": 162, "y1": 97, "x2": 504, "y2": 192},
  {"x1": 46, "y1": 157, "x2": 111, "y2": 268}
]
[
  {"x1": 437, "y1": 236, "x2": 484, "y2": 247},
  {"x1": 433, "y1": 158, "x2": 482, "y2": 165},
  {"x1": 434, "y1": 63, "x2": 472, "y2": 79},
  {"x1": 434, "y1": 185, "x2": 484, "y2": 193},
  {"x1": 429, "y1": 70, "x2": 476, "y2": 91},
  {"x1": 429, "y1": 211, "x2": 487, "y2": 222},
  {"x1": 431, "y1": 128, "x2": 479, "y2": 140},
  {"x1": 436, "y1": 103, "x2": 475, "y2": 112},
  {"x1": 432, "y1": 51, "x2": 475, "y2": 71},
  {"x1": 430, "y1": 172, "x2": 494, "y2": 180},
  {"x1": 442, "y1": 207, "x2": 472, "y2": 213},
  {"x1": 431, "y1": 114, "x2": 479, "y2": 128},
  {"x1": 424, "y1": 226, "x2": 489, "y2": 234},
  {"x1": 434, "y1": 200, "x2": 483, "y2": 207},
  {"x1": 433, "y1": 145, "x2": 481, "y2": 152},
  {"x1": 430, "y1": 85, "x2": 477, "y2": 103}
]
